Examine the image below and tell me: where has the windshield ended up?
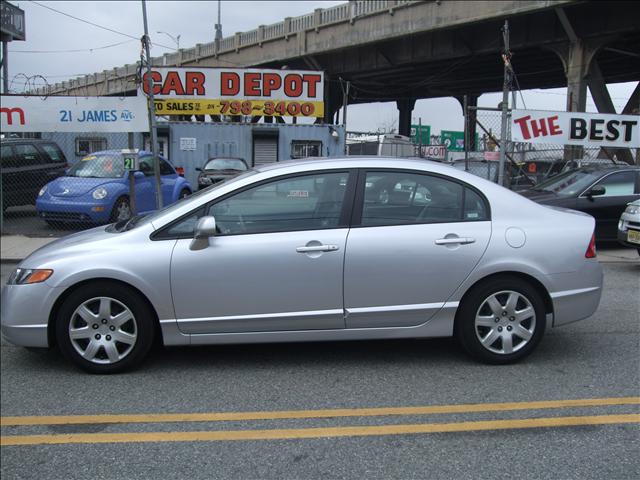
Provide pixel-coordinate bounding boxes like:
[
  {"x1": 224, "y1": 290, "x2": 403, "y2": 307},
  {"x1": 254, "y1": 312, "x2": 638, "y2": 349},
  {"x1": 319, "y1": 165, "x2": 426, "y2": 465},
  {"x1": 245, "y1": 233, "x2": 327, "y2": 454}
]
[
  {"x1": 532, "y1": 169, "x2": 602, "y2": 196},
  {"x1": 67, "y1": 154, "x2": 125, "y2": 178},
  {"x1": 204, "y1": 158, "x2": 247, "y2": 171}
]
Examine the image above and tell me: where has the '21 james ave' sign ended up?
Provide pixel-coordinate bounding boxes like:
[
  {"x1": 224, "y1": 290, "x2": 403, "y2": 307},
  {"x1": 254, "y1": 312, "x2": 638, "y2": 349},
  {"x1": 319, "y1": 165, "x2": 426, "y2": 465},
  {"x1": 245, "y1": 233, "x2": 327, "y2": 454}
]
[
  {"x1": 511, "y1": 109, "x2": 639, "y2": 148},
  {"x1": 141, "y1": 68, "x2": 324, "y2": 118}
]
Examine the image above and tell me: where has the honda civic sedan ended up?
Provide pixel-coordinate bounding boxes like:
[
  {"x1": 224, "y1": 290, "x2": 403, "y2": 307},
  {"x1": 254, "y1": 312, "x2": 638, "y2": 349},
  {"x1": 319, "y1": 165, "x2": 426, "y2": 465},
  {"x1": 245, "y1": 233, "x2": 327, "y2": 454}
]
[{"x1": 2, "y1": 157, "x2": 603, "y2": 373}]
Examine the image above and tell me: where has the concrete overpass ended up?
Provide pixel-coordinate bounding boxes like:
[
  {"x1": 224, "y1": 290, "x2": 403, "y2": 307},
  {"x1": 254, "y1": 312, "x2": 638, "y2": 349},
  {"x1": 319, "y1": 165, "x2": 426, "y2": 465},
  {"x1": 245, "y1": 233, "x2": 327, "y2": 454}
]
[{"x1": 35, "y1": 0, "x2": 640, "y2": 136}]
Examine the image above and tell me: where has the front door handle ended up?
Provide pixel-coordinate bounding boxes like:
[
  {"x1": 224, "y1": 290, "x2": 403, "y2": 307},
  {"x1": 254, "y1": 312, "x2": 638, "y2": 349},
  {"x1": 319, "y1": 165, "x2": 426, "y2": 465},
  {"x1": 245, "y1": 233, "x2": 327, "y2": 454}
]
[
  {"x1": 435, "y1": 237, "x2": 476, "y2": 245},
  {"x1": 296, "y1": 244, "x2": 339, "y2": 253}
]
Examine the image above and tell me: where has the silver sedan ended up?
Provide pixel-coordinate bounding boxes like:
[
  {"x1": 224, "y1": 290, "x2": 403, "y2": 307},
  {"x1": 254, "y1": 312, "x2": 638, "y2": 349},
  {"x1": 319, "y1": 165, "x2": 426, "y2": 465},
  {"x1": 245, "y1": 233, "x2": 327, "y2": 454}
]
[{"x1": 1, "y1": 157, "x2": 603, "y2": 373}]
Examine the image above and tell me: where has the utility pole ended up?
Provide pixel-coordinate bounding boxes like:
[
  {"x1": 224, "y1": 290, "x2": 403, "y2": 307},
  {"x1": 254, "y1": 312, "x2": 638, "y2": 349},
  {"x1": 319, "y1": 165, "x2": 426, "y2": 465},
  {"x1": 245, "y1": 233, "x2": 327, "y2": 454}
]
[
  {"x1": 498, "y1": 19, "x2": 511, "y2": 188},
  {"x1": 214, "y1": 0, "x2": 223, "y2": 53},
  {"x1": 141, "y1": 0, "x2": 162, "y2": 209},
  {"x1": 341, "y1": 79, "x2": 351, "y2": 154}
]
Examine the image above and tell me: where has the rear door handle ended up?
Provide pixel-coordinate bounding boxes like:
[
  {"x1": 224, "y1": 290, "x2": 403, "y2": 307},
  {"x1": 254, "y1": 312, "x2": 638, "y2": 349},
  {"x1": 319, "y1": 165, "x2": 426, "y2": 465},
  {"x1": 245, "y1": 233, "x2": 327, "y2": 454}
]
[
  {"x1": 435, "y1": 237, "x2": 476, "y2": 245},
  {"x1": 296, "y1": 244, "x2": 339, "y2": 253}
]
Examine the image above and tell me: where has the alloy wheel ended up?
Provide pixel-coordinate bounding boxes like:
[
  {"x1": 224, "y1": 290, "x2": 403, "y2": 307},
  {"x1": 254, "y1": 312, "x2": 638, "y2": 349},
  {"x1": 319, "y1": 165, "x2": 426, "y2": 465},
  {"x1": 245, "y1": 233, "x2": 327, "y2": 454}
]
[
  {"x1": 68, "y1": 297, "x2": 138, "y2": 365},
  {"x1": 474, "y1": 290, "x2": 536, "y2": 355}
]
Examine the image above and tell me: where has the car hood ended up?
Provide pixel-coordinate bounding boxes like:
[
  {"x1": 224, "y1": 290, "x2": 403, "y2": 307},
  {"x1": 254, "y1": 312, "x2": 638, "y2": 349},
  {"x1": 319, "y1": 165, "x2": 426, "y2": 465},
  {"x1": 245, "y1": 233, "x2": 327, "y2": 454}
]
[
  {"x1": 519, "y1": 189, "x2": 562, "y2": 204},
  {"x1": 18, "y1": 224, "x2": 151, "y2": 274},
  {"x1": 47, "y1": 176, "x2": 117, "y2": 198}
]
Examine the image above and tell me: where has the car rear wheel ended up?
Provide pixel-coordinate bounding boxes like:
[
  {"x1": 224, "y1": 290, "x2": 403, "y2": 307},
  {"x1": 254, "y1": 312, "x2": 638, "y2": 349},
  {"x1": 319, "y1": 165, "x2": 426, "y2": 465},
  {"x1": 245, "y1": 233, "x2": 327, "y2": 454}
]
[
  {"x1": 110, "y1": 197, "x2": 131, "y2": 223},
  {"x1": 180, "y1": 188, "x2": 191, "y2": 199},
  {"x1": 455, "y1": 276, "x2": 546, "y2": 364},
  {"x1": 55, "y1": 282, "x2": 155, "y2": 373}
]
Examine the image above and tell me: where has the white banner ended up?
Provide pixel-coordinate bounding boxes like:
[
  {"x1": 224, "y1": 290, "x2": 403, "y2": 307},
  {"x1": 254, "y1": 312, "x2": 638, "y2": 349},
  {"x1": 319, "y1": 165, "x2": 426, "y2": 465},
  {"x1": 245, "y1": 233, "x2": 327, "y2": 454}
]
[
  {"x1": 0, "y1": 95, "x2": 149, "y2": 133},
  {"x1": 512, "y1": 109, "x2": 639, "y2": 148}
]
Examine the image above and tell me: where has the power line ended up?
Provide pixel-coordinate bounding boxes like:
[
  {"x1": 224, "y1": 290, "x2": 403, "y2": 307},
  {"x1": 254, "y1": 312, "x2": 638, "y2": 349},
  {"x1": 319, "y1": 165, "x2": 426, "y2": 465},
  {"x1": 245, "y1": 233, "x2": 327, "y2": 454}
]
[
  {"x1": 28, "y1": 0, "x2": 174, "y2": 50},
  {"x1": 9, "y1": 39, "x2": 138, "y2": 54}
]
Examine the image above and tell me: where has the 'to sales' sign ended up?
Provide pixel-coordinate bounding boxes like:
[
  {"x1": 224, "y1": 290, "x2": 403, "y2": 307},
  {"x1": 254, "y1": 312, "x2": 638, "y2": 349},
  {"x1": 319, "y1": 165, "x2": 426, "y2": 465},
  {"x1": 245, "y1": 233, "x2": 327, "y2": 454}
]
[
  {"x1": 512, "y1": 109, "x2": 639, "y2": 148},
  {"x1": 140, "y1": 68, "x2": 324, "y2": 118}
]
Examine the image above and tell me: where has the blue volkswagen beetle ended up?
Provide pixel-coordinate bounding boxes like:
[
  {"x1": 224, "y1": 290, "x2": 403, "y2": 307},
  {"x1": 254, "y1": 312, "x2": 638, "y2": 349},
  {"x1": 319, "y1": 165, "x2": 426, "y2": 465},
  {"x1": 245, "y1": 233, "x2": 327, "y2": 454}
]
[{"x1": 36, "y1": 150, "x2": 192, "y2": 225}]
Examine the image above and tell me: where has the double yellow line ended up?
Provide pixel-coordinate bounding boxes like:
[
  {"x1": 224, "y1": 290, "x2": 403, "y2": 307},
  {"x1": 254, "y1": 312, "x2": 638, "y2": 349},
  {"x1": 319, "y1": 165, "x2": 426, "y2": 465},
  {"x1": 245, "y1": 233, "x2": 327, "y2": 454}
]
[{"x1": 1, "y1": 397, "x2": 638, "y2": 446}]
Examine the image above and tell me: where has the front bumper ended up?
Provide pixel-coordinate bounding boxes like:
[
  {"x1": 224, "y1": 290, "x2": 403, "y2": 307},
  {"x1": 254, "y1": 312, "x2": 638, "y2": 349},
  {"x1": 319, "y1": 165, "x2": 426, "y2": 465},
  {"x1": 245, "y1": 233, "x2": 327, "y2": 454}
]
[
  {"x1": 617, "y1": 228, "x2": 640, "y2": 249},
  {"x1": 1, "y1": 281, "x2": 62, "y2": 348},
  {"x1": 36, "y1": 196, "x2": 111, "y2": 223}
]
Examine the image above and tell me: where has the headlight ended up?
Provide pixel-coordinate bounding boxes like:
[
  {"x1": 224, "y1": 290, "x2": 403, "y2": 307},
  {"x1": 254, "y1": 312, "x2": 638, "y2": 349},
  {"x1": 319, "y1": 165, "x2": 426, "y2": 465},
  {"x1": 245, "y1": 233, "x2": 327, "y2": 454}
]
[
  {"x1": 624, "y1": 204, "x2": 640, "y2": 215},
  {"x1": 7, "y1": 268, "x2": 53, "y2": 285},
  {"x1": 199, "y1": 175, "x2": 212, "y2": 185},
  {"x1": 92, "y1": 187, "x2": 108, "y2": 200},
  {"x1": 38, "y1": 185, "x2": 47, "y2": 197}
]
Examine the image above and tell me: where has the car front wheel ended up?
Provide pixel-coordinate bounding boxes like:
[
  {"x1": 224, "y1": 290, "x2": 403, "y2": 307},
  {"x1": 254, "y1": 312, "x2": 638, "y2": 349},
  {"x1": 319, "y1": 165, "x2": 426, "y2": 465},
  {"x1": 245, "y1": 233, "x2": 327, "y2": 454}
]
[
  {"x1": 110, "y1": 197, "x2": 131, "y2": 223},
  {"x1": 55, "y1": 282, "x2": 155, "y2": 373},
  {"x1": 455, "y1": 276, "x2": 546, "y2": 364}
]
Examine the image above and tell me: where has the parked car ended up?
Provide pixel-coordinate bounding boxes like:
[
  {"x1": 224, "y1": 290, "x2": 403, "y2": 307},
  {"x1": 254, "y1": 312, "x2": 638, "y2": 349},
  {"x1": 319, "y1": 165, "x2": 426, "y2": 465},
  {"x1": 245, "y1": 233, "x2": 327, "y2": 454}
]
[
  {"x1": 36, "y1": 150, "x2": 192, "y2": 225},
  {"x1": 617, "y1": 199, "x2": 640, "y2": 254},
  {"x1": 196, "y1": 157, "x2": 248, "y2": 190},
  {"x1": 520, "y1": 165, "x2": 640, "y2": 241},
  {"x1": 1, "y1": 138, "x2": 68, "y2": 210},
  {"x1": 2, "y1": 157, "x2": 603, "y2": 373}
]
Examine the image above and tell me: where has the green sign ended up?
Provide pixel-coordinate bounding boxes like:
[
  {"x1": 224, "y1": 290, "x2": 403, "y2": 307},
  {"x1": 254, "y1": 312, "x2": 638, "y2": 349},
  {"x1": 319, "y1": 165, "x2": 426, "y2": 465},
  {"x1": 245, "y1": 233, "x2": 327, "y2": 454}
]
[
  {"x1": 440, "y1": 130, "x2": 479, "y2": 151},
  {"x1": 410, "y1": 124, "x2": 431, "y2": 145},
  {"x1": 123, "y1": 155, "x2": 138, "y2": 170}
]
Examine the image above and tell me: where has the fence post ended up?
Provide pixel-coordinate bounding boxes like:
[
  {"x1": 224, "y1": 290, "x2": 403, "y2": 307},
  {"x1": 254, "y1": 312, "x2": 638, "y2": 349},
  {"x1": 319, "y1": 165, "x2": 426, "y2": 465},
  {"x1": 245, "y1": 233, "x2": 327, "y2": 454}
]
[{"x1": 463, "y1": 95, "x2": 469, "y2": 171}]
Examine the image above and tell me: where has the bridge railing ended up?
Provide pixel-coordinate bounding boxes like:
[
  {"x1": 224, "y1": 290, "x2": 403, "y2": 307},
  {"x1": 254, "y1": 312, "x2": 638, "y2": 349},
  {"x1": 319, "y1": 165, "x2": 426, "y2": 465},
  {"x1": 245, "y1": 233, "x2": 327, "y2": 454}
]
[{"x1": 35, "y1": 0, "x2": 419, "y2": 95}]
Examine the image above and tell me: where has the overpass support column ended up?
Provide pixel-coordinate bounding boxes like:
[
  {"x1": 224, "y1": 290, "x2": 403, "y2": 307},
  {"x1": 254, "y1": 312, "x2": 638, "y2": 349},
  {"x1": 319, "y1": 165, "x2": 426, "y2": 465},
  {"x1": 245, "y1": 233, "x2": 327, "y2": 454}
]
[
  {"x1": 457, "y1": 95, "x2": 479, "y2": 151},
  {"x1": 397, "y1": 98, "x2": 416, "y2": 137}
]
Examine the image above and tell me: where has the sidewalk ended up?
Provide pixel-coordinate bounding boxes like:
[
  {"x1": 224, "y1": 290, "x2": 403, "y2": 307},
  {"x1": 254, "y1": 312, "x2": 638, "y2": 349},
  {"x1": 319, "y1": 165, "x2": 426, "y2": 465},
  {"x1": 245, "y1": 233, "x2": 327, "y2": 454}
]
[{"x1": 1, "y1": 234, "x2": 638, "y2": 264}]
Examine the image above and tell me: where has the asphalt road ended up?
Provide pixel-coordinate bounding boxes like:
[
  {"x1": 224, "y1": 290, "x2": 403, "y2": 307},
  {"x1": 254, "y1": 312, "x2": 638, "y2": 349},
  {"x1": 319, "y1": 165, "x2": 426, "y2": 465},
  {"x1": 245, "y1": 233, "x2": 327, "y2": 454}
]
[{"x1": 1, "y1": 261, "x2": 639, "y2": 480}]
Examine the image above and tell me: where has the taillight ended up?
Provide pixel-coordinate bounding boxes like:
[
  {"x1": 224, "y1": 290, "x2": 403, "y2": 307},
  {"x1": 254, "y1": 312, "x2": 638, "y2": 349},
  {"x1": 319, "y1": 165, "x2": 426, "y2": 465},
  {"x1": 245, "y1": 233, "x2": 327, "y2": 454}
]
[
  {"x1": 175, "y1": 167, "x2": 185, "y2": 177},
  {"x1": 585, "y1": 233, "x2": 597, "y2": 258}
]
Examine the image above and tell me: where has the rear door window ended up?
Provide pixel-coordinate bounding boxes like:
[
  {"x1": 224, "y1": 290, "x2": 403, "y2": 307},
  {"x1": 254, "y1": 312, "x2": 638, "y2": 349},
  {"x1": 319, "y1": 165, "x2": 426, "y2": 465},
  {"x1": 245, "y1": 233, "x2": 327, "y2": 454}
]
[
  {"x1": 359, "y1": 170, "x2": 489, "y2": 226},
  {"x1": 13, "y1": 144, "x2": 42, "y2": 166}
]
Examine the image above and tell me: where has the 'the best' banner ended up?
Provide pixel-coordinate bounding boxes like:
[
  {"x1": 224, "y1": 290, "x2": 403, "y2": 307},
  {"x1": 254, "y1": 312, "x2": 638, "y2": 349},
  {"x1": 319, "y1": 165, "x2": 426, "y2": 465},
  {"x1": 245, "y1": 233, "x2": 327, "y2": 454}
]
[{"x1": 512, "y1": 109, "x2": 639, "y2": 148}]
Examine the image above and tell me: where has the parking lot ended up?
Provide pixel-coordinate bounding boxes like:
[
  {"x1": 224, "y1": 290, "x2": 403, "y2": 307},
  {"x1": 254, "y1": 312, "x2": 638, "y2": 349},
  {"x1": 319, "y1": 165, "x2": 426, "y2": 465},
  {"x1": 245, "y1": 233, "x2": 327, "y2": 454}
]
[{"x1": 1, "y1": 258, "x2": 638, "y2": 479}]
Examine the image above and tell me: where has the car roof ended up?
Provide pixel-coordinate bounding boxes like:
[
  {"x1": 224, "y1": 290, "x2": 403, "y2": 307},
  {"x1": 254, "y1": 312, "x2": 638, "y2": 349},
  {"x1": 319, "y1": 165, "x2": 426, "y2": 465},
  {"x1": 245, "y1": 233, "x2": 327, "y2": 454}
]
[
  {"x1": 252, "y1": 156, "x2": 445, "y2": 173},
  {"x1": 1, "y1": 138, "x2": 59, "y2": 144}
]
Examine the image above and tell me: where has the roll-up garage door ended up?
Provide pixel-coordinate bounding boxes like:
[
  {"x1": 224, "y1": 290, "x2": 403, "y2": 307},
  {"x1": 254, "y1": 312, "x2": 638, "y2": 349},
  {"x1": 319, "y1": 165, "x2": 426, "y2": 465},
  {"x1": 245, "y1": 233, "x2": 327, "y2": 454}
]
[{"x1": 253, "y1": 136, "x2": 278, "y2": 166}]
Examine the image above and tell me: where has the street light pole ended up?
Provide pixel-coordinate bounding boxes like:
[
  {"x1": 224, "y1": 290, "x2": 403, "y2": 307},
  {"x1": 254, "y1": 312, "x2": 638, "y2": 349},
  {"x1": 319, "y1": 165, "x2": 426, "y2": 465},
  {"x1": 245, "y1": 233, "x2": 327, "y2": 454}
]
[{"x1": 156, "y1": 31, "x2": 180, "y2": 50}]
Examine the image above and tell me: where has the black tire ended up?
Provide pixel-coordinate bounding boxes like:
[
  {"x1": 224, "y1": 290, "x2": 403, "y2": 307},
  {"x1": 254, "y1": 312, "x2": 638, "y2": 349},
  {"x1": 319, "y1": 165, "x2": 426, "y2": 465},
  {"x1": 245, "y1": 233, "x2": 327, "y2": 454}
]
[
  {"x1": 55, "y1": 281, "x2": 155, "y2": 374},
  {"x1": 455, "y1": 276, "x2": 546, "y2": 364},
  {"x1": 109, "y1": 196, "x2": 131, "y2": 223},
  {"x1": 179, "y1": 188, "x2": 191, "y2": 199}
]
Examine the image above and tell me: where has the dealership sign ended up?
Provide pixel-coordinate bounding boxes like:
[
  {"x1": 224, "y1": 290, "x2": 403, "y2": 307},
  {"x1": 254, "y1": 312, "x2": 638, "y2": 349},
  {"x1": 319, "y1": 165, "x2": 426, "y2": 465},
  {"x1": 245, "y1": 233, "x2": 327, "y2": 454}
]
[
  {"x1": 140, "y1": 68, "x2": 324, "y2": 118},
  {"x1": 0, "y1": 95, "x2": 149, "y2": 133},
  {"x1": 512, "y1": 109, "x2": 639, "y2": 148}
]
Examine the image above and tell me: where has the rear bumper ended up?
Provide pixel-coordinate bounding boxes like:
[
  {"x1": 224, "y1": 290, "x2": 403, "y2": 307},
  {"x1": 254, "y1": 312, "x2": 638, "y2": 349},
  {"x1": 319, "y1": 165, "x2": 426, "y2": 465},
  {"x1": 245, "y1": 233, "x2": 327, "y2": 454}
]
[{"x1": 547, "y1": 260, "x2": 604, "y2": 327}]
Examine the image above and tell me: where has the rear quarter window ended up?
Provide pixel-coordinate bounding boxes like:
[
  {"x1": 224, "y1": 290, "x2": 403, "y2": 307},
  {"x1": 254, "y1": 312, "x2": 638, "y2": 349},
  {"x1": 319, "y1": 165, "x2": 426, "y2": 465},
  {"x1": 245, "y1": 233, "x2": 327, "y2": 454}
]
[{"x1": 40, "y1": 144, "x2": 66, "y2": 163}]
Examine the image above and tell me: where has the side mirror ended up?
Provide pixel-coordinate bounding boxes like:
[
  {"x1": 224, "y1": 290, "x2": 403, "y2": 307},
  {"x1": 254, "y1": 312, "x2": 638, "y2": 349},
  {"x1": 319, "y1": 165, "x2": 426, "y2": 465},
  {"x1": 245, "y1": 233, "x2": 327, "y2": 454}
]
[
  {"x1": 587, "y1": 185, "x2": 606, "y2": 198},
  {"x1": 195, "y1": 167, "x2": 202, "y2": 172},
  {"x1": 190, "y1": 216, "x2": 217, "y2": 250}
]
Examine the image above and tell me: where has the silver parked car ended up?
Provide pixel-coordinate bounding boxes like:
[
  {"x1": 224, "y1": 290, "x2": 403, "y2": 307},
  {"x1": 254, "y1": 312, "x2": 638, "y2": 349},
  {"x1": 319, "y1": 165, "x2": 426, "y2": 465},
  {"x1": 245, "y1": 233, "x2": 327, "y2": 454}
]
[
  {"x1": 617, "y1": 199, "x2": 640, "y2": 254},
  {"x1": 1, "y1": 157, "x2": 603, "y2": 373}
]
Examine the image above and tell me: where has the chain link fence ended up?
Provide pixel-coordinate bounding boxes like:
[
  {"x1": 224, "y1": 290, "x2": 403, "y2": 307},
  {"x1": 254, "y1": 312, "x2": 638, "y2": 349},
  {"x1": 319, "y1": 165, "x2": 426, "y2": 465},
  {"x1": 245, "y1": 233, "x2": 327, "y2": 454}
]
[{"x1": 1, "y1": 131, "x2": 141, "y2": 237}]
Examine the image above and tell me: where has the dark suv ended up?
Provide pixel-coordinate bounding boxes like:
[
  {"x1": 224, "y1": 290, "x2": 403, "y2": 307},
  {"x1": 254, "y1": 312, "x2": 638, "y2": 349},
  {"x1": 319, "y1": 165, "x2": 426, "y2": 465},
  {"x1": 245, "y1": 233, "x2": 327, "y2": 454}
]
[{"x1": 1, "y1": 138, "x2": 69, "y2": 210}]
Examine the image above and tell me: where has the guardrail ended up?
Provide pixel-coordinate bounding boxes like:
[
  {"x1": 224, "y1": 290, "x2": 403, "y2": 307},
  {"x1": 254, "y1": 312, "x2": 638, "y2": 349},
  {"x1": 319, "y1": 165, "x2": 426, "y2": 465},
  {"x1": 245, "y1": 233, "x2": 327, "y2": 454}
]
[{"x1": 34, "y1": 0, "x2": 417, "y2": 96}]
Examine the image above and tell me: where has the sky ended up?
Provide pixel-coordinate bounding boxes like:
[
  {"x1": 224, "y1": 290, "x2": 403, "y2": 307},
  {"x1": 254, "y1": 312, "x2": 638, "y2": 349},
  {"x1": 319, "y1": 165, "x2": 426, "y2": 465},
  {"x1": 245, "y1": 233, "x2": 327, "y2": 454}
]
[{"x1": 4, "y1": 0, "x2": 637, "y2": 135}]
